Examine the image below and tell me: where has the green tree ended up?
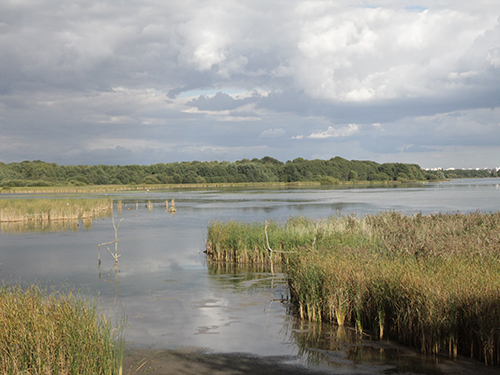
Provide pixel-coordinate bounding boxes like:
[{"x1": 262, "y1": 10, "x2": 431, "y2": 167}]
[
  {"x1": 142, "y1": 176, "x2": 160, "y2": 184},
  {"x1": 173, "y1": 174, "x2": 182, "y2": 184}
]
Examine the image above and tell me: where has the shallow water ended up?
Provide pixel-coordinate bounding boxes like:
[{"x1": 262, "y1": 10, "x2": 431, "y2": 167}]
[{"x1": 1, "y1": 178, "x2": 500, "y2": 373}]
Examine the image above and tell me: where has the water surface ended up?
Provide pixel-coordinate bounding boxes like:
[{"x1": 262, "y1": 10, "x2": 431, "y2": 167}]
[{"x1": 1, "y1": 178, "x2": 500, "y2": 373}]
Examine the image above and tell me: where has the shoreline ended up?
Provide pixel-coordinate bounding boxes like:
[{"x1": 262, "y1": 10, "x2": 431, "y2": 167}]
[
  {"x1": 0, "y1": 179, "x2": 420, "y2": 195},
  {"x1": 122, "y1": 345, "x2": 500, "y2": 375},
  {"x1": 122, "y1": 347, "x2": 326, "y2": 375}
]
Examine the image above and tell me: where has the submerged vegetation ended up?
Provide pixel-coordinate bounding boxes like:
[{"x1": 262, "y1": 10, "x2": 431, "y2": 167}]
[
  {"x1": 206, "y1": 212, "x2": 500, "y2": 365},
  {"x1": 0, "y1": 285, "x2": 125, "y2": 374},
  {"x1": 0, "y1": 198, "x2": 112, "y2": 223},
  {"x1": 1, "y1": 157, "x2": 493, "y2": 190}
]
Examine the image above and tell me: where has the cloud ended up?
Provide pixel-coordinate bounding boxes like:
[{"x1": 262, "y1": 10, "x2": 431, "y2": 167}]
[
  {"x1": 187, "y1": 92, "x2": 257, "y2": 111},
  {"x1": 308, "y1": 124, "x2": 360, "y2": 139},
  {"x1": 0, "y1": 1, "x2": 500, "y2": 168},
  {"x1": 260, "y1": 128, "x2": 285, "y2": 138},
  {"x1": 396, "y1": 144, "x2": 429, "y2": 153},
  {"x1": 487, "y1": 48, "x2": 500, "y2": 69},
  {"x1": 283, "y1": 4, "x2": 499, "y2": 102}
]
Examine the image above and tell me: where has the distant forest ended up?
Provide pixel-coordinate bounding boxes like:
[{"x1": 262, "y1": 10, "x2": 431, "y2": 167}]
[{"x1": 0, "y1": 157, "x2": 494, "y2": 187}]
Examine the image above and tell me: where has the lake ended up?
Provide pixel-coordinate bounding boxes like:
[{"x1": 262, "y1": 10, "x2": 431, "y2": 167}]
[{"x1": 1, "y1": 178, "x2": 500, "y2": 374}]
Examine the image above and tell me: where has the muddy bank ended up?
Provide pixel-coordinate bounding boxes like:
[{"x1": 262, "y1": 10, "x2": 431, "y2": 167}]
[
  {"x1": 122, "y1": 347, "x2": 500, "y2": 375},
  {"x1": 122, "y1": 348, "x2": 327, "y2": 375}
]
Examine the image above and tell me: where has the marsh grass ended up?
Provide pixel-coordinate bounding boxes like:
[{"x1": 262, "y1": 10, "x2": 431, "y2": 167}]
[
  {"x1": 205, "y1": 215, "x2": 373, "y2": 264},
  {"x1": 0, "y1": 198, "x2": 112, "y2": 223},
  {"x1": 0, "y1": 181, "x2": 321, "y2": 195},
  {"x1": 0, "y1": 284, "x2": 125, "y2": 375},
  {"x1": 206, "y1": 212, "x2": 500, "y2": 365}
]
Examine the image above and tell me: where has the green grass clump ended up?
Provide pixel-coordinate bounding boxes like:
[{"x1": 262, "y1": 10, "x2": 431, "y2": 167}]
[
  {"x1": 206, "y1": 221, "x2": 271, "y2": 264},
  {"x1": 0, "y1": 285, "x2": 125, "y2": 374},
  {"x1": 205, "y1": 215, "x2": 373, "y2": 264},
  {"x1": 205, "y1": 212, "x2": 500, "y2": 365}
]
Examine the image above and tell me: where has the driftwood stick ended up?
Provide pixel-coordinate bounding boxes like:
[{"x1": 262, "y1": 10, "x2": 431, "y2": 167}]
[
  {"x1": 111, "y1": 216, "x2": 123, "y2": 262},
  {"x1": 107, "y1": 246, "x2": 122, "y2": 262},
  {"x1": 264, "y1": 221, "x2": 296, "y2": 254},
  {"x1": 264, "y1": 221, "x2": 273, "y2": 258},
  {"x1": 264, "y1": 221, "x2": 274, "y2": 274},
  {"x1": 99, "y1": 239, "x2": 119, "y2": 247},
  {"x1": 97, "y1": 202, "x2": 124, "y2": 267},
  {"x1": 265, "y1": 221, "x2": 296, "y2": 276},
  {"x1": 112, "y1": 216, "x2": 123, "y2": 235},
  {"x1": 98, "y1": 240, "x2": 119, "y2": 265}
]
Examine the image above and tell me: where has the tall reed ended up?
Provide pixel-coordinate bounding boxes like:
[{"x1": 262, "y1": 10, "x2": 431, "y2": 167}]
[
  {"x1": 205, "y1": 212, "x2": 500, "y2": 365},
  {"x1": 0, "y1": 284, "x2": 125, "y2": 374},
  {"x1": 0, "y1": 198, "x2": 112, "y2": 223},
  {"x1": 206, "y1": 215, "x2": 373, "y2": 264}
]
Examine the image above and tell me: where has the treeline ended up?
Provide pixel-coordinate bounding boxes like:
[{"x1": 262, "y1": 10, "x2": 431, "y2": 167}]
[
  {"x1": 442, "y1": 169, "x2": 494, "y2": 179},
  {"x1": 0, "y1": 157, "x2": 494, "y2": 187}
]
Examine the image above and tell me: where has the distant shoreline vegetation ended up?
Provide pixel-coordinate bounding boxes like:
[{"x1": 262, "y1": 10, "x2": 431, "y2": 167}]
[{"x1": 0, "y1": 157, "x2": 495, "y2": 190}]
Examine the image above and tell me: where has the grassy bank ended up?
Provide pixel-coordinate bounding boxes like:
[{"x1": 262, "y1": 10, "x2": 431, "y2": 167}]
[
  {"x1": 0, "y1": 182, "x2": 320, "y2": 194},
  {"x1": 0, "y1": 198, "x2": 112, "y2": 223},
  {"x1": 205, "y1": 212, "x2": 500, "y2": 365},
  {"x1": 0, "y1": 285, "x2": 125, "y2": 374},
  {"x1": 0, "y1": 179, "x2": 419, "y2": 195}
]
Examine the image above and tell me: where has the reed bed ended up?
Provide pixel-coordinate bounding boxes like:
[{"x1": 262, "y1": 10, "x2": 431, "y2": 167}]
[
  {"x1": 205, "y1": 212, "x2": 500, "y2": 365},
  {"x1": 0, "y1": 198, "x2": 112, "y2": 223},
  {"x1": 206, "y1": 216, "x2": 374, "y2": 264},
  {"x1": 0, "y1": 181, "x2": 321, "y2": 195},
  {"x1": 0, "y1": 284, "x2": 125, "y2": 374}
]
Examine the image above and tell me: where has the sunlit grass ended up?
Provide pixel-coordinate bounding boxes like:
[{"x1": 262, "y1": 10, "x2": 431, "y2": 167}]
[
  {"x1": 206, "y1": 211, "x2": 500, "y2": 365},
  {"x1": 0, "y1": 284, "x2": 125, "y2": 374},
  {"x1": 0, "y1": 198, "x2": 112, "y2": 223}
]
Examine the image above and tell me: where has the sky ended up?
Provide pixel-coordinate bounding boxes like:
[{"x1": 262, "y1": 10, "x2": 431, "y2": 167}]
[{"x1": 1, "y1": 1, "x2": 500, "y2": 169}]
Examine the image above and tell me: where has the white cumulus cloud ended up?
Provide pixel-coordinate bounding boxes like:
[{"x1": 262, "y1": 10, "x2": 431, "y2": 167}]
[{"x1": 308, "y1": 124, "x2": 360, "y2": 139}]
